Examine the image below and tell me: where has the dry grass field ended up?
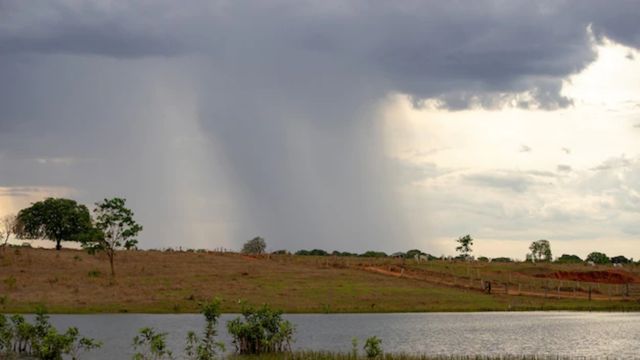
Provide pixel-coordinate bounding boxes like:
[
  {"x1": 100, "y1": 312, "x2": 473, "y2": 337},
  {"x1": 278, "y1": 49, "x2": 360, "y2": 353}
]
[{"x1": 1, "y1": 247, "x2": 639, "y2": 314}]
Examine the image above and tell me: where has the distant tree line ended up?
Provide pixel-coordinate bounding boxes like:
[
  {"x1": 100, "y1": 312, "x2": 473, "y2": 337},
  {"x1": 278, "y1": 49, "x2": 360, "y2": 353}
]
[{"x1": 240, "y1": 234, "x2": 638, "y2": 266}]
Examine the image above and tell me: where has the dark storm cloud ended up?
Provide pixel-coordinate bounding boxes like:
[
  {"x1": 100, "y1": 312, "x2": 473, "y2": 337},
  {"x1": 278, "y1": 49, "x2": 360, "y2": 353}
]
[
  {"x1": 2, "y1": 1, "x2": 640, "y2": 109},
  {"x1": 1, "y1": 1, "x2": 640, "y2": 250}
]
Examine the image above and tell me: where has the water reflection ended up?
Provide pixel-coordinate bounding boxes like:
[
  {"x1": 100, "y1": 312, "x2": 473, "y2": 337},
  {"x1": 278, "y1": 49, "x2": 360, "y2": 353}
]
[{"x1": 43, "y1": 312, "x2": 640, "y2": 359}]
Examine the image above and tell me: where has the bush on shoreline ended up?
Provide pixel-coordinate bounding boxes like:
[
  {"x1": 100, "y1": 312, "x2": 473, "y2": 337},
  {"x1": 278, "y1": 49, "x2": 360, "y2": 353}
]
[{"x1": 0, "y1": 307, "x2": 101, "y2": 360}]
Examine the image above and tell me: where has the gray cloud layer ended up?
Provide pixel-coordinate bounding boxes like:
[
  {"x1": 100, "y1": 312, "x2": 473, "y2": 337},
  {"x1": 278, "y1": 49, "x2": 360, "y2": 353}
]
[{"x1": 1, "y1": 0, "x2": 639, "y2": 250}]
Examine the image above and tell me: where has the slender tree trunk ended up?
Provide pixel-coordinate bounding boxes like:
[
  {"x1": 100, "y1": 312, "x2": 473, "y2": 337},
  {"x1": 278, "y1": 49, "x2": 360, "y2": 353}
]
[
  {"x1": 109, "y1": 252, "x2": 115, "y2": 277},
  {"x1": 56, "y1": 239, "x2": 62, "y2": 250},
  {"x1": 1, "y1": 234, "x2": 8, "y2": 251}
]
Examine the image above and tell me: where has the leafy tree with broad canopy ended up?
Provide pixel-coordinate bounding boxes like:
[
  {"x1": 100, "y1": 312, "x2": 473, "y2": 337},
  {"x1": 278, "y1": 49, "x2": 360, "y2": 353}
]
[
  {"x1": 15, "y1": 198, "x2": 92, "y2": 250},
  {"x1": 556, "y1": 254, "x2": 582, "y2": 264},
  {"x1": 455, "y1": 234, "x2": 473, "y2": 259},
  {"x1": 241, "y1": 237, "x2": 266, "y2": 254},
  {"x1": 81, "y1": 198, "x2": 142, "y2": 276},
  {"x1": 406, "y1": 249, "x2": 426, "y2": 259},
  {"x1": 528, "y1": 240, "x2": 552, "y2": 262},
  {"x1": 586, "y1": 251, "x2": 610, "y2": 264},
  {"x1": 611, "y1": 255, "x2": 630, "y2": 264}
]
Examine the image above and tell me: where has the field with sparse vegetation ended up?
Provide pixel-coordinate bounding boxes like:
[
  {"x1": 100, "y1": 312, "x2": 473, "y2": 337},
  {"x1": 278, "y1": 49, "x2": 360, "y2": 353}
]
[{"x1": 1, "y1": 247, "x2": 640, "y2": 314}]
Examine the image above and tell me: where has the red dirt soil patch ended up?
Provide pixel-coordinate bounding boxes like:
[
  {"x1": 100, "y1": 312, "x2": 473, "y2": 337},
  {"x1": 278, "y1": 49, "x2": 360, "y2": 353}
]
[{"x1": 534, "y1": 270, "x2": 639, "y2": 284}]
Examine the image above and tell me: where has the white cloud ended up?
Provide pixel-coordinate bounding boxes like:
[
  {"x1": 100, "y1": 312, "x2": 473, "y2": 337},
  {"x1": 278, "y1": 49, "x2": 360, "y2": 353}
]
[{"x1": 383, "y1": 39, "x2": 640, "y2": 258}]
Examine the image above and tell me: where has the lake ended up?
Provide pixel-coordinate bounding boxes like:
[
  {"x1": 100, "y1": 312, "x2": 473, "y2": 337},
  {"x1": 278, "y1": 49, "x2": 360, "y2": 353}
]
[{"x1": 39, "y1": 312, "x2": 640, "y2": 358}]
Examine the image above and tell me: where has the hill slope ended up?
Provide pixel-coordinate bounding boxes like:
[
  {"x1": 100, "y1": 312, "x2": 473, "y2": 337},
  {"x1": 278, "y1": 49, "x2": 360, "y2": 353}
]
[{"x1": 1, "y1": 248, "x2": 638, "y2": 313}]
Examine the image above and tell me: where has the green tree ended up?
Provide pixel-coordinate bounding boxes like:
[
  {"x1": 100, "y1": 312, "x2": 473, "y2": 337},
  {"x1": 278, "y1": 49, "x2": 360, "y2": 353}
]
[
  {"x1": 16, "y1": 198, "x2": 92, "y2": 250},
  {"x1": 556, "y1": 254, "x2": 582, "y2": 264},
  {"x1": 528, "y1": 240, "x2": 552, "y2": 262},
  {"x1": 455, "y1": 234, "x2": 473, "y2": 259},
  {"x1": 241, "y1": 237, "x2": 266, "y2": 254},
  {"x1": 611, "y1": 255, "x2": 630, "y2": 264},
  {"x1": 81, "y1": 198, "x2": 142, "y2": 276},
  {"x1": 406, "y1": 249, "x2": 425, "y2": 259},
  {"x1": 586, "y1": 251, "x2": 610, "y2": 264}
]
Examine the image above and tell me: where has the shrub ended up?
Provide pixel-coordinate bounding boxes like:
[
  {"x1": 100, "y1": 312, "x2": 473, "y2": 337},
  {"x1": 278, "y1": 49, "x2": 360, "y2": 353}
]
[
  {"x1": 491, "y1": 257, "x2": 513, "y2": 263},
  {"x1": 227, "y1": 302, "x2": 294, "y2": 354},
  {"x1": 359, "y1": 251, "x2": 387, "y2": 258},
  {"x1": 0, "y1": 308, "x2": 100, "y2": 360},
  {"x1": 331, "y1": 251, "x2": 358, "y2": 257},
  {"x1": 364, "y1": 336, "x2": 383, "y2": 358},
  {"x1": 295, "y1": 249, "x2": 329, "y2": 256},
  {"x1": 132, "y1": 327, "x2": 173, "y2": 360},
  {"x1": 184, "y1": 299, "x2": 225, "y2": 360},
  {"x1": 351, "y1": 338, "x2": 358, "y2": 358},
  {"x1": 271, "y1": 250, "x2": 290, "y2": 255}
]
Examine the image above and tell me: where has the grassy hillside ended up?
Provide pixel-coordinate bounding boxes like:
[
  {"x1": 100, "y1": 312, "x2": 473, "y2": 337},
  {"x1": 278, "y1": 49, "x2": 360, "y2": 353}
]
[{"x1": 1, "y1": 247, "x2": 639, "y2": 313}]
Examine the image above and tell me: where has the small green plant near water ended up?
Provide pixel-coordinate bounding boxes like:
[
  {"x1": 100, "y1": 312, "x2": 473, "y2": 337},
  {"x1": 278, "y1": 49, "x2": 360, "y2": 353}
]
[
  {"x1": 184, "y1": 298, "x2": 225, "y2": 360},
  {"x1": 351, "y1": 337, "x2": 359, "y2": 358},
  {"x1": 132, "y1": 327, "x2": 174, "y2": 360},
  {"x1": 226, "y1": 301, "x2": 294, "y2": 354},
  {"x1": 364, "y1": 336, "x2": 383, "y2": 359},
  {"x1": 0, "y1": 307, "x2": 101, "y2": 360},
  {"x1": 131, "y1": 298, "x2": 226, "y2": 360}
]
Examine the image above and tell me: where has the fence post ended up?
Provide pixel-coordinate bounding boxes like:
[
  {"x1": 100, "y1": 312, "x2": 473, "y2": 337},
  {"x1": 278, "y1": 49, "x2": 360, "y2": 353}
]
[{"x1": 544, "y1": 280, "x2": 548, "y2": 298}]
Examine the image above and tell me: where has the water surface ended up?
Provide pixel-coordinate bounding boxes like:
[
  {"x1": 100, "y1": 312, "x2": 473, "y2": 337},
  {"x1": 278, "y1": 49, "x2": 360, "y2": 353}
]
[{"x1": 43, "y1": 312, "x2": 640, "y2": 359}]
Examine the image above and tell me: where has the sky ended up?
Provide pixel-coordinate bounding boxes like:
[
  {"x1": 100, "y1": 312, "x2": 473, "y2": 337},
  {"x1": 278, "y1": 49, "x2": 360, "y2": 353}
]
[{"x1": 0, "y1": 1, "x2": 638, "y2": 259}]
